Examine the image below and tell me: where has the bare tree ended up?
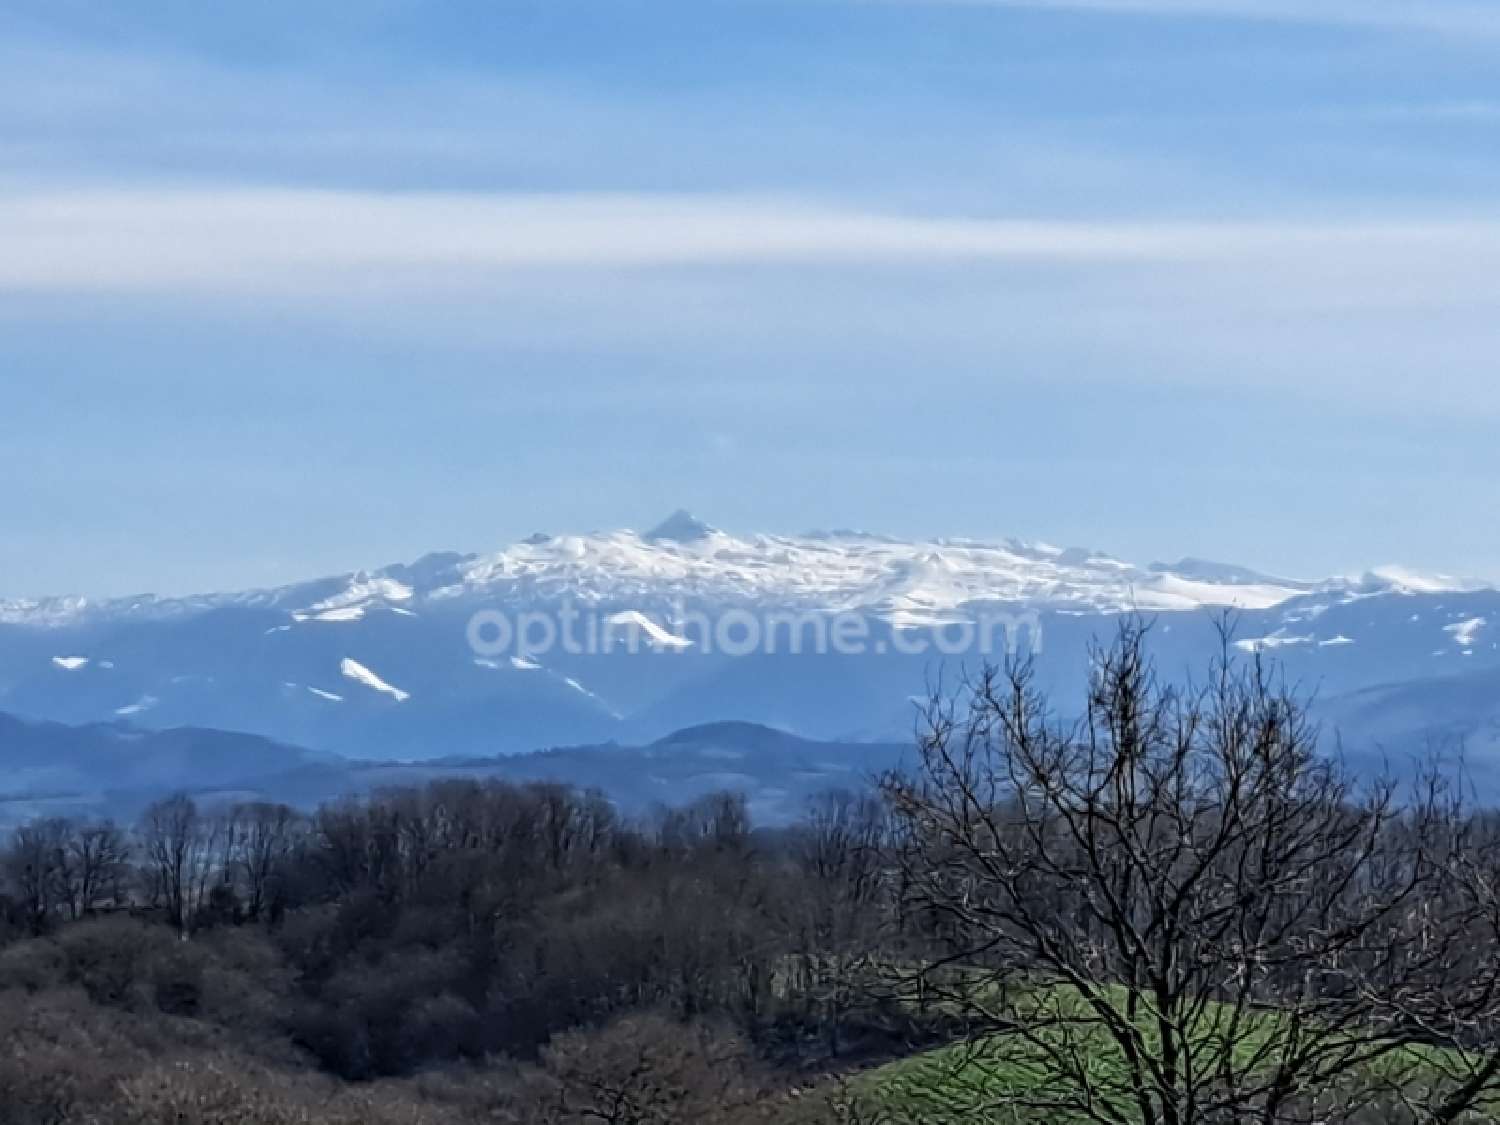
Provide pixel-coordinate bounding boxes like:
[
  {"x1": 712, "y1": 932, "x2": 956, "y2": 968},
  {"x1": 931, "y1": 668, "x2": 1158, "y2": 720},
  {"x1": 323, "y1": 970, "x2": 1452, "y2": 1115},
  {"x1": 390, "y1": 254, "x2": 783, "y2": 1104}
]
[
  {"x1": 525, "y1": 1011, "x2": 771, "y2": 1124},
  {"x1": 881, "y1": 620, "x2": 1498, "y2": 1125},
  {"x1": 1388, "y1": 811, "x2": 1500, "y2": 1124},
  {"x1": 2, "y1": 818, "x2": 71, "y2": 932},
  {"x1": 62, "y1": 820, "x2": 131, "y2": 919},
  {"x1": 229, "y1": 802, "x2": 303, "y2": 920},
  {"x1": 138, "y1": 794, "x2": 217, "y2": 933},
  {"x1": 656, "y1": 792, "x2": 751, "y2": 854},
  {"x1": 789, "y1": 790, "x2": 892, "y2": 1057}
]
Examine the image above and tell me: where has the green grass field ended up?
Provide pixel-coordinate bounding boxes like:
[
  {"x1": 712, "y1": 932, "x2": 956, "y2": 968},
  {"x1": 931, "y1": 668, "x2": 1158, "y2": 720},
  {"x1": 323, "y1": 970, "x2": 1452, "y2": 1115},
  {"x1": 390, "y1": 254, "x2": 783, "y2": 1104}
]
[{"x1": 858, "y1": 985, "x2": 1491, "y2": 1124}]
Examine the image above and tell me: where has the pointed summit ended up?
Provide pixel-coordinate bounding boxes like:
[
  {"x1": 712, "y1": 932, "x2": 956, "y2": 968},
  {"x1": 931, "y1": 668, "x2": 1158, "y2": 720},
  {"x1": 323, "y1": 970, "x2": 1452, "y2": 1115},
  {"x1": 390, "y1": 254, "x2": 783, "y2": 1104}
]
[{"x1": 644, "y1": 509, "x2": 718, "y2": 544}]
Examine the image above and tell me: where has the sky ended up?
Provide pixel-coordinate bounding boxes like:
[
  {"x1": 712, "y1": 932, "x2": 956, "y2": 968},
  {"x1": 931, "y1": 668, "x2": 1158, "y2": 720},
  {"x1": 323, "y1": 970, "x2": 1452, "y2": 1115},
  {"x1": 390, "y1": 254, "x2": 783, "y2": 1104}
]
[{"x1": 3, "y1": 0, "x2": 1499, "y2": 597}]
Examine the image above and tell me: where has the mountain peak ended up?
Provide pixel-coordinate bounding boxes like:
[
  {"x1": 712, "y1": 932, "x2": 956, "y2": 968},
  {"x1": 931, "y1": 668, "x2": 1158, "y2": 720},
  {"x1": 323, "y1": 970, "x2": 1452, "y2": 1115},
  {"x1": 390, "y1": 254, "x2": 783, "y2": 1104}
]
[
  {"x1": 1149, "y1": 557, "x2": 1290, "y2": 587},
  {"x1": 644, "y1": 509, "x2": 718, "y2": 544}
]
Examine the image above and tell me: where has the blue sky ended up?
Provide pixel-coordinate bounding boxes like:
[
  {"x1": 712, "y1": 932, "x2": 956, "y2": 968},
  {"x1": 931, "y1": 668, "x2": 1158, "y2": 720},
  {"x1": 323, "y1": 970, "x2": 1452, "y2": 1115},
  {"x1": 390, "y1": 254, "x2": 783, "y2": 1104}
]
[{"x1": 3, "y1": 0, "x2": 1499, "y2": 596}]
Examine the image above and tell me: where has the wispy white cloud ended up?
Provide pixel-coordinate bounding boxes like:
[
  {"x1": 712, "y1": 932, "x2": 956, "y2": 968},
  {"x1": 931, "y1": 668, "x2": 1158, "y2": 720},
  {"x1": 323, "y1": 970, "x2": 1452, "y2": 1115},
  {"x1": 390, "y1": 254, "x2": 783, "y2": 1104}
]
[
  {"x1": 5, "y1": 187, "x2": 1500, "y2": 298},
  {"x1": 854, "y1": 0, "x2": 1500, "y2": 38}
]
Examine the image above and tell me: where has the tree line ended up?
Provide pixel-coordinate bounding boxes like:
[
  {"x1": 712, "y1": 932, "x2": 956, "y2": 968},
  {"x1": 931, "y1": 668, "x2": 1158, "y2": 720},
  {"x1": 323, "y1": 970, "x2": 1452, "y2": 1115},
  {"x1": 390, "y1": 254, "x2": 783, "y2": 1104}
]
[{"x1": 1, "y1": 775, "x2": 905, "y2": 1081}]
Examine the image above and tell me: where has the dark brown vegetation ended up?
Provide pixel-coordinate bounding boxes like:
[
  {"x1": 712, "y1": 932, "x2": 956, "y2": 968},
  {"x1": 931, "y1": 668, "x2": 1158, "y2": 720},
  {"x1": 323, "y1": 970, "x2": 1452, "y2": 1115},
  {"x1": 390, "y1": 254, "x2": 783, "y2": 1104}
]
[
  {"x1": 0, "y1": 772, "x2": 900, "y2": 1123},
  {"x1": 7, "y1": 622, "x2": 1500, "y2": 1123}
]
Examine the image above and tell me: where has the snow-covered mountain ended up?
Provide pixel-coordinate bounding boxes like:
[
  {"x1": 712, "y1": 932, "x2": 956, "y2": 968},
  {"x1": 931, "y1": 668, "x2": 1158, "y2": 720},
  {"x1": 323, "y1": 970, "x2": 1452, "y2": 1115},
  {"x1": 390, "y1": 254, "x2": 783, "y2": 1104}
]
[
  {"x1": 1, "y1": 513, "x2": 1496, "y2": 764},
  {"x1": 2, "y1": 510, "x2": 1476, "y2": 628}
]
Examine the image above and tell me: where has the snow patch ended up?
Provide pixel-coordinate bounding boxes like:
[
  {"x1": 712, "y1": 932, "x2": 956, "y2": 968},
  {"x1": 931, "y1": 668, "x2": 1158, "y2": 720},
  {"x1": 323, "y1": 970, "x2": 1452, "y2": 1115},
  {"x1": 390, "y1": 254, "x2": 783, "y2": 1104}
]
[
  {"x1": 1145, "y1": 575, "x2": 1302, "y2": 612},
  {"x1": 115, "y1": 695, "x2": 157, "y2": 717},
  {"x1": 1235, "y1": 634, "x2": 1313, "y2": 654},
  {"x1": 474, "y1": 655, "x2": 543, "y2": 671},
  {"x1": 289, "y1": 576, "x2": 417, "y2": 623},
  {"x1": 1371, "y1": 566, "x2": 1486, "y2": 595},
  {"x1": 559, "y1": 674, "x2": 621, "y2": 718},
  {"x1": 294, "y1": 606, "x2": 366, "y2": 623},
  {"x1": 605, "y1": 610, "x2": 693, "y2": 649},
  {"x1": 340, "y1": 658, "x2": 410, "y2": 702},
  {"x1": 313, "y1": 576, "x2": 414, "y2": 610},
  {"x1": 1445, "y1": 617, "x2": 1487, "y2": 648}
]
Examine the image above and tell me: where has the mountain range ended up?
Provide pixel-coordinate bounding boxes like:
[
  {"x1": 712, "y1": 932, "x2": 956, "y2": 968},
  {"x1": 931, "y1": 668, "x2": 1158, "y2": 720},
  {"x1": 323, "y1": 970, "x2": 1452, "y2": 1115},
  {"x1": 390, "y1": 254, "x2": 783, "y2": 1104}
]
[
  {"x1": 2, "y1": 513, "x2": 1498, "y2": 785},
  {"x1": 0, "y1": 713, "x2": 907, "y2": 830}
]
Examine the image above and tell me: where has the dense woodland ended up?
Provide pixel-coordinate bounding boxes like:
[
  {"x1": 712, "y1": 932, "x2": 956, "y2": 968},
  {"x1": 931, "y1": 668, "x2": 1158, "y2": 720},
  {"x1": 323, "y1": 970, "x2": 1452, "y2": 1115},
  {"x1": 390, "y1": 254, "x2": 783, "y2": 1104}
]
[
  {"x1": 0, "y1": 774, "x2": 907, "y2": 1122},
  {"x1": 7, "y1": 624, "x2": 1500, "y2": 1123}
]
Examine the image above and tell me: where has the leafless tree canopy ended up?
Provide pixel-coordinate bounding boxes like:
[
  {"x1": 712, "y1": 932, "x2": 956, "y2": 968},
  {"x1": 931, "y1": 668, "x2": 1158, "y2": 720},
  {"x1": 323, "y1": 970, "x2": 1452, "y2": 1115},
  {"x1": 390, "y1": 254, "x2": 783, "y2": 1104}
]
[{"x1": 883, "y1": 620, "x2": 1500, "y2": 1124}]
